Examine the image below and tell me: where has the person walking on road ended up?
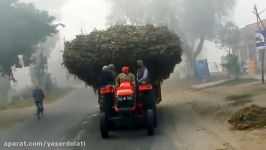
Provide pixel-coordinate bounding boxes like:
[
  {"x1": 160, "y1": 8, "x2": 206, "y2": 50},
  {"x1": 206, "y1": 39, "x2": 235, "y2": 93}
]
[{"x1": 32, "y1": 85, "x2": 45, "y2": 119}]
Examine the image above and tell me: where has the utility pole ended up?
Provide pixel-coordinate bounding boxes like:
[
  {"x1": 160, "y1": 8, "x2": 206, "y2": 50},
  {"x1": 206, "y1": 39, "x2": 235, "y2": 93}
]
[{"x1": 254, "y1": 5, "x2": 266, "y2": 83}]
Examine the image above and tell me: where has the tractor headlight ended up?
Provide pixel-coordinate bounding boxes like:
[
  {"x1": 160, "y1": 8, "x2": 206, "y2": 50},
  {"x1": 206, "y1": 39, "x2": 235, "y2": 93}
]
[
  {"x1": 117, "y1": 97, "x2": 123, "y2": 101},
  {"x1": 127, "y1": 96, "x2": 133, "y2": 100}
]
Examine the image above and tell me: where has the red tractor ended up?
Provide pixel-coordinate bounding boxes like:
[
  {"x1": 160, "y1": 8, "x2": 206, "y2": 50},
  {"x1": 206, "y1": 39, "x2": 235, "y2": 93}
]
[{"x1": 99, "y1": 81, "x2": 157, "y2": 138}]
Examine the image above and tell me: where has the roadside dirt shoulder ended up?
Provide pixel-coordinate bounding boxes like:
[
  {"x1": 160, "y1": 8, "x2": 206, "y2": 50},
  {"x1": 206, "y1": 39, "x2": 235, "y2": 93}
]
[{"x1": 162, "y1": 80, "x2": 266, "y2": 150}]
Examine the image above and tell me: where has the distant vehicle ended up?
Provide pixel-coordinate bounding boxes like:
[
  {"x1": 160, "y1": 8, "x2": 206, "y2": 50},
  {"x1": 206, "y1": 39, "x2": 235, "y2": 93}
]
[{"x1": 99, "y1": 81, "x2": 157, "y2": 138}]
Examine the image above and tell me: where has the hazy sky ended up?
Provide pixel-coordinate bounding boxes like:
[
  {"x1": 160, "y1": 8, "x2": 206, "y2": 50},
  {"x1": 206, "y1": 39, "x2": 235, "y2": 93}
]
[
  {"x1": 26, "y1": 0, "x2": 266, "y2": 40},
  {"x1": 59, "y1": 0, "x2": 109, "y2": 41},
  {"x1": 57, "y1": 0, "x2": 266, "y2": 40},
  {"x1": 13, "y1": 0, "x2": 266, "y2": 87},
  {"x1": 58, "y1": 0, "x2": 266, "y2": 67},
  {"x1": 233, "y1": 0, "x2": 266, "y2": 27}
]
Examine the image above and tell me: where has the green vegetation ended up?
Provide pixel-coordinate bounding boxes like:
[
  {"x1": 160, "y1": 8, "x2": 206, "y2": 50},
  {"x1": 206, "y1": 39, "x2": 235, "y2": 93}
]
[
  {"x1": 0, "y1": 0, "x2": 56, "y2": 77},
  {"x1": 222, "y1": 54, "x2": 241, "y2": 80},
  {"x1": 228, "y1": 105, "x2": 266, "y2": 130},
  {"x1": 218, "y1": 79, "x2": 258, "y2": 87},
  {"x1": 226, "y1": 94, "x2": 253, "y2": 101},
  {"x1": 107, "y1": 0, "x2": 236, "y2": 76},
  {"x1": 0, "y1": 101, "x2": 8, "y2": 110},
  {"x1": 0, "y1": 88, "x2": 74, "y2": 110},
  {"x1": 215, "y1": 21, "x2": 241, "y2": 55}
]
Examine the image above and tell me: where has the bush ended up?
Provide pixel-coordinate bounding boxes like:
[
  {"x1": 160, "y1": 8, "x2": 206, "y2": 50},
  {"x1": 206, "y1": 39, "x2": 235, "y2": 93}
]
[{"x1": 222, "y1": 54, "x2": 241, "y2": 79}]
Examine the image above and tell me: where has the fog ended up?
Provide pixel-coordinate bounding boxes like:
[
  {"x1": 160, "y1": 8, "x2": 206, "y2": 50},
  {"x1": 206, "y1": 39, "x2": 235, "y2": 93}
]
[
  {"x1": 8, "y1": 0, "x2": 266, "y2": 89},
  {"x1": 0, "y1": 0, "x2": 266, "y2": 147}
]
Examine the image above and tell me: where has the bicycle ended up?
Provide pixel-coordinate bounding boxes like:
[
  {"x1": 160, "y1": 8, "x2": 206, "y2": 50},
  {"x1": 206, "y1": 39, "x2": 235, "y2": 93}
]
[{"x1": 35, "y1": 101, "x2": 44, "y2": 120}]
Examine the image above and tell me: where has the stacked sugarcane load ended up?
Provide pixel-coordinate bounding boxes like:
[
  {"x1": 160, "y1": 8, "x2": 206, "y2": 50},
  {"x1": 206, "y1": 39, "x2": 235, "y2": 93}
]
[{"x1": 63, "y1": 25, "x2": 183, "y2": 93}]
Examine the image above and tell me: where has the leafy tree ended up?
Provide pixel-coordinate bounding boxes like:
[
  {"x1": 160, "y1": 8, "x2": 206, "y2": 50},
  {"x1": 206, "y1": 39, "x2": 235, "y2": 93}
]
[
  {"x1": 178, "y1": 0, "x2": 236, "y2": 76},
  {"x1": 215, "y1": 21, "x2": 241, "y2": 55},
  {"x1": 107, "y1": 0, "x2": 179, "y2": 28},
  {"x1": 222, "y1": 54, "x2": 241, "y2": 80},
  {"x1": 107, "y1": 0, "x2": 236, "y2": 77},
  {"x1": 0, "y1": 0, "x2": 57, "y2": 78},
  {"x1": 29, "y1": 34, "x2": 60, "y2": 93}
]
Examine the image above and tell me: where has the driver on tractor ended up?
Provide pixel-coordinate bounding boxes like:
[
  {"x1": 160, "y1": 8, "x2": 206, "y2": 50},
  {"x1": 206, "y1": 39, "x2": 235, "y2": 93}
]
[{"x1": 115, "y1": 66, "x2": 135, "y2": 86}]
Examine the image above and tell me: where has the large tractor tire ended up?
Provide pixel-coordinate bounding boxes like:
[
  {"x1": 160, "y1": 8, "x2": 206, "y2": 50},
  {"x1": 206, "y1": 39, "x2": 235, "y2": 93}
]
[
  {"x1": 99, "y1": 93, "x2": 114, "y2": 115},
  {"x1": 147, "y1": 109, "x2": 154, "y2": 135},
  {"x1": 100, "y1": 112, "x2": 109, "y2": 138},
  {"x1": 143, "y1": 90, "x2": 157, "y2": 127}
]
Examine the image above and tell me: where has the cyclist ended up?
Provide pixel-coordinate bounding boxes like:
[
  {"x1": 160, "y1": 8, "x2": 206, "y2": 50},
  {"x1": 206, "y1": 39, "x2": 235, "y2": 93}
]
[{"x1": 32, "y1": 84, "x2": 45, "y2": 119}]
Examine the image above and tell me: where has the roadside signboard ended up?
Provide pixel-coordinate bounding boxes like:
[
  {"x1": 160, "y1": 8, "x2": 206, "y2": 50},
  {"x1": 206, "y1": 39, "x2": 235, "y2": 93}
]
[
  {"x1": 256, "y1": 31, "x2": 266, "y2": 50},
  {"x1": 196, "y1": 59, "x2": 210, "y2": 81}
]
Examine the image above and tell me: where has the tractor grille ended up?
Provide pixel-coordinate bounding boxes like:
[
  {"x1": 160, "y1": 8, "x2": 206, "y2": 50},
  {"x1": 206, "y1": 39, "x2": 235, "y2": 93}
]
[{"x1": 116, "y1": 96, "x2": 134, "y2": 108}]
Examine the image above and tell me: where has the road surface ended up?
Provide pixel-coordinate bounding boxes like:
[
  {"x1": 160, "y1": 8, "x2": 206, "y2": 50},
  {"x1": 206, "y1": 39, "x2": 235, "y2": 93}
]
[
  {"x1": 0, "y1": 80, "x2": 263, "y2": 150},
  {"x1": 0, "y1": 87, "x2": 96, "y2": 150}
]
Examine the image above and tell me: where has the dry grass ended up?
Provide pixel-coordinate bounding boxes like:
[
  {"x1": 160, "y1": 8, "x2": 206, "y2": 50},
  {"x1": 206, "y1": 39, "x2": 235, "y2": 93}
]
[
  {"x1": 226, "y1": 94, "x2": 253, "y2": 101},
  {"x1": 2, "y1": 88, "x2": 74, "y2": 110},
  {"x1": 0, "y1": 88, "x2": 74, "y2": 128},
  {"x1": 228, "y1": 105, "x2": 266, "y2": 130}
]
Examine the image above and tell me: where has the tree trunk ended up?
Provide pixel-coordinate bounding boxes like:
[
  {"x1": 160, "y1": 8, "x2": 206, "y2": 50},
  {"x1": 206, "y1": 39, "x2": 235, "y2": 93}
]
[
  {"x1": 193, "y1": 34, "x2": 206, "y2": 61},
  {"x1": 186, "y1": 58, "x2": 196, "y2": 78},
  {"x1": 192, "y1": 34, "x2": 206, "y2": 77},
  {"x1": 182, "y1": 34, "x2": 206, "y2": 78}
]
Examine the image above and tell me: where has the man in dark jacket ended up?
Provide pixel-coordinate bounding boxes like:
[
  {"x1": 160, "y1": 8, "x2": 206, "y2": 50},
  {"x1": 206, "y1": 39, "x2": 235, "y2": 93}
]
[
  {"x1": 98, "y1": 66, "x2": 115, "y2": 113},
  {"x1": 108, "y1": 64, "x2": 117, "y2": 78},
  {"x1": 99, "y1": 66, "x2": 115, "y2": 87},
  {"x1": 32, "y1": 85, "x2": 45, "y2": 118}
]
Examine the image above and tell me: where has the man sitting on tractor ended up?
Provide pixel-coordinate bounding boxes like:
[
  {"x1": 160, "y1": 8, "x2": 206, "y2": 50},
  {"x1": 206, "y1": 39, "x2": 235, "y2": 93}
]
[
  {"x1": 108, "y1": 64, "x2": 117, "y2": 78},
  {"x1": 99, "y1": 65, "x2": 115, "y2": 87},
  {"x1": 115, "y1": 66, "x2": 135, "y2": 86},
  {"x1": 136, "y1": 60, "x2": 149, "y2": 84}
]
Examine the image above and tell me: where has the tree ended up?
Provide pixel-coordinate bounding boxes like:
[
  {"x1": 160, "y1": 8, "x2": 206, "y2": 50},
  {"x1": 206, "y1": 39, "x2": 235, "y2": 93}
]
[
  {"x1": 0, "y1": 0, "x2": 57, "y2": 78},
  {"x1": 179, "y1": 0, "x2": 236, "y2": 76},
  {"x1": 107, "y1": 0, "x2": 236, "y2": 77},
  {"x1": 222, "y1": 54, "x2": 241, "y2": 80},
  {"x1": 215, "y1": 21, "x2": 241, "y2": 55},
  {"x1": 107, "y1": 0, "x2": 179, "y2": 31},
  {"x1": 29, "y1": 35, "x2": 60, "y2": 93}
]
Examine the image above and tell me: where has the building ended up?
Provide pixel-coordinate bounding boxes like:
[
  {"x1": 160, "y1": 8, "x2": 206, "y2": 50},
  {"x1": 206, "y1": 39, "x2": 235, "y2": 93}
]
[{"x1": 236, "y1": 19, "x2": 266, "y2": 73}]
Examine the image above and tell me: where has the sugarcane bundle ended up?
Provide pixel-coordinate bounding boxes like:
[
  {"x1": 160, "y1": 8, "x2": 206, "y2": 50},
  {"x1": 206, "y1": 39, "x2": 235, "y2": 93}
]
[{"x1": 63, "y1": 25, "x2": 183, "y2": 89}]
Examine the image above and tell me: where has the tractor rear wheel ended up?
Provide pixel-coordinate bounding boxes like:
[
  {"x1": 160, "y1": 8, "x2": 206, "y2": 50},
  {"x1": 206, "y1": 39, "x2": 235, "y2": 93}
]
[
  {"x1": 147, "y1": 109, "x2": 154, "y2": 135},
  {"x1": 100, "y1": 93, "x2": 114, "y2": 115},
  {"x1": 100, "y1": 112, "x2": 109, "y2": 138},
  {"x1": 143, "y1": 90, "x2": 157, "y2": 127}
]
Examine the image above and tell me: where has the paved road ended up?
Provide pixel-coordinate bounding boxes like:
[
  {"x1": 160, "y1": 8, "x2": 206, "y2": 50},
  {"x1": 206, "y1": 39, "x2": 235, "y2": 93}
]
[
  {"x1": 0, "y1": 87, "x2": 182, "y2": 150},
  {"x1": 0, "y1": 83, "x2": 241, "y2": 150},
  {"x1": 0, "y1": 87, "x2": 97, "y2": 150}
]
